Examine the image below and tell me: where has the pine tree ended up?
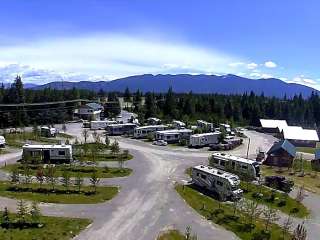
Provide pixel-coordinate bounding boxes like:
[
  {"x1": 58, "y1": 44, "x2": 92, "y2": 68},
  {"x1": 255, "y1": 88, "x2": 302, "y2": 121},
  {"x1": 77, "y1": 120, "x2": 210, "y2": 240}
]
[
  {"x1": 2, "y1": 207, "x2": 10, "y2": 227},
  {"x1": 17, "y1": 200, "x2": 28, "y2": 225},
  {"x1": 30, "y1": 202, "x2": 41, "y2": 225}
]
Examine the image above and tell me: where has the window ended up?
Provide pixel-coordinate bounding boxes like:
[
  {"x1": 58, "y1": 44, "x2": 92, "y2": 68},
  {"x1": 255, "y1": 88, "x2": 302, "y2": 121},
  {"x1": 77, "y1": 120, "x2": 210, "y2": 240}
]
[
  {"x1": 201, "y1": 174, "x2": 207, "y2": 180},
  {"x1": 196, "y1": 173, "x2": 200, "y2": 176},
  {"x1": 217, "y1": 181, "x2": 223, "y2": 186},
  {"x1": 241, "y1": 165, "x2": 248, "y2": 169},
  {"x1": 232, "y1": 161, "x2": 236, "y2": 169},
  {"x1": 58, "y1": 151, "x2": 65, "y2": 156},
  {"x1": 220, "y1": 160, "x2": 226, "y2": 166}
]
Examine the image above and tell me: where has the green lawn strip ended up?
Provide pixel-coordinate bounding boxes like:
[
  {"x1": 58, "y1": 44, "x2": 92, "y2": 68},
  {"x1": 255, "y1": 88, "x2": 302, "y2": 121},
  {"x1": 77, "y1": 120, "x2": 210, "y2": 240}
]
[
  {"x1": 241, "y1": 182, "x2": 309, "y2": 218},
  {"x1": 5, "y1": 132, "x2": 60, "y2": 148},
  {"x1": 176, "y1": 185, "x2": 293, "y2": 240},
  {"x1": 262, "y1": 165, "x2": 320, "y2": 195},
  {"x1": 0, "y1": 182, "x2": 118, "y2": 204},
  {"x1": 57, "y1": 132, "x2": 74, "y2": 139},
  {"x1": 0, "y1": 149, "x2": 10, "y2": 155},
  {"x1": 73, "y1": 153, "x2": 133, "y2": 162},
  {"x1": 0, "y1": 213, "x2": 91, "y2": 240},
  {"x1": 2, "y1": 163, "x2": 132, "y2": 178},
  {"x1": 157, "y1": 230, "x2": 185, "y2": 240},
  {"x1": 296, "y1": 147, "x2": 317, "y2": 154}
]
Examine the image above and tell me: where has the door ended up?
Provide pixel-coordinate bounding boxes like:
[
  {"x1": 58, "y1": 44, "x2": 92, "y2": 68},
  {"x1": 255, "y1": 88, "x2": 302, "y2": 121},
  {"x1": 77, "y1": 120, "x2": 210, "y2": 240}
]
[{"x1": 43, "y1": 150, "x2": 50, "y2": 163}]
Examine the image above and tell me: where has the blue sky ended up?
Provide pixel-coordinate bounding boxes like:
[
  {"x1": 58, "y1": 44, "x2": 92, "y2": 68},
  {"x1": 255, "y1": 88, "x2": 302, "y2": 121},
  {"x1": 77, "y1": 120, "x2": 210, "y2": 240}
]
[{"x1": 0, "y1": 0, "x2": 320, "y2": 88}]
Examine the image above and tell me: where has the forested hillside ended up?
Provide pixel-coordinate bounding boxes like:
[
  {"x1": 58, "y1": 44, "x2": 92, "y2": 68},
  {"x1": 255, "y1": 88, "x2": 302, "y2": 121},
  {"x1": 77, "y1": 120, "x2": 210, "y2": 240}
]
[{"x1": 2, "y1": 77, "x2": 320, "y2": 128}]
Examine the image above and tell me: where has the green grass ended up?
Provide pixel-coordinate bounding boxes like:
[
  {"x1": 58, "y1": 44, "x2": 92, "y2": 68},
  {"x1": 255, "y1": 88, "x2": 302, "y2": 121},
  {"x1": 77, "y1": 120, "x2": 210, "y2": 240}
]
[
  {"x1": 2, "y1": 163, "x2": 132, "y2": 178},
  {"x1": 241, "y1": 182, "x2": 309, "y2": 218},
  {"x1": 4, "y1": 132, "x2": 59, "y2": 148},
  {"x1": 0, "y1": 149, "x2": 9, "y2": 155},
  {"x1": 0, "y1": 213, "x2": 91, "y2": 240},
  {"x1": 296, "y1": 147, "x2": 318, "y2": 154},
  {"x1": 157, "y1": 230, "x2": 185, "y2": 240},
  {"x1": 57, "y1": 132, "x2": 74, "y2": 139},
  {"x1": 0, "y1": 182, "x2": 118, "y2": 204},
  {"x1": 176, "y1": 184, "x2": 293, "y2": 240},
  {"x1": 262, "y1": 165, "x2": 320, "y2": 194},
  {"x1": 73, "y1": 153, "x2": 133, "y2": 162}
]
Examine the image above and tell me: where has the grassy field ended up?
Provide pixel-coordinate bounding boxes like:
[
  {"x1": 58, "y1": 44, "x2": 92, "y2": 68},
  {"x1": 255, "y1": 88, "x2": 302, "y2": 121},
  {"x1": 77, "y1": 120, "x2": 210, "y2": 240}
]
[
  {"x1": 157, "y1": 230, "x2": 185, "y2": 240},
  {"x1": 296, "y1": 147, "x2": 317, "y2": 154},
  {"x1": 57, "y1": 132, "x2": 74, "y2": 139},
  {"x1": 241, "y1": 182, "x2": 309, "y2": 218},
  {"x1": 4, "y1": 132, "x2": 59, "y2": 148},
  {"x1": 0, "y1": 214, "x2": 91, "y2": 240},
  {"x1": 0, "y1": 182, "x2": 118, "y2": 204},
  {"x1": 2, "y1": 163, "x2": 132, "y2": 178},
  {"x1": 176, "y1": 185, "x2": 293, "y2": 240},
  {"x1": 262, "y1": 165, "x2": 320, "y2": 194}
]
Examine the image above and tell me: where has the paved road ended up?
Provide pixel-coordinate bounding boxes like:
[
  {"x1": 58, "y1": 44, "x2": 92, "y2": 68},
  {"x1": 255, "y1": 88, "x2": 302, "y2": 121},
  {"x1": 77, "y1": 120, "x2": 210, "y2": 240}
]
[{"x1": 0, "y1": 124, "x2": 319, "y2": 239}]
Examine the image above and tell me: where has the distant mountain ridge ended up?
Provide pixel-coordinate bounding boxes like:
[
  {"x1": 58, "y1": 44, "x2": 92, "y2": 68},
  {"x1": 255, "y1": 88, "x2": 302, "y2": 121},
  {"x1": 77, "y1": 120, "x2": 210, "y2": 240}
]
[{"x1": 32, "y1": 74, "x2": 318, "y2": 98}]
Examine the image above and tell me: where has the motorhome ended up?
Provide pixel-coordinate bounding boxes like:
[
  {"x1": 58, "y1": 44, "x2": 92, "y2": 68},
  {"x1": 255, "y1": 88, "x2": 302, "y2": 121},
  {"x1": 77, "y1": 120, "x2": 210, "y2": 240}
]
[
  {"x1": 134, "y1": 125, "x2": 167, "y2": 139},
  {"x1": 209, "y1": 152, "x2": 260, "y2": 179},
  {"x1": 189, "y1": 132, "x2": 220, "y2": 148},
  {"x1": 40, "y1": 127, "x2": 57, "y2": 137},
  {"x1": 90, "y1": 120, "x2": 117, "y2": 130},
  {"x1": 155, "y1": 129, "x2": 193, "y2": 143},
  {"x1": 106, "y1": 123, "x2": 137, "y2": 136},
  {"x1": 22, "y1": 144, "x2": 72, "y2": 163},
  {"x1": 172, "y1": 120, "x2": 186, "y2": 129},
  {"x1": 192, "y1": 165, "x2": 243, "y2": 200},
  {"x1": 0, "y1": 136, "x2": 6, "y2": 147}
]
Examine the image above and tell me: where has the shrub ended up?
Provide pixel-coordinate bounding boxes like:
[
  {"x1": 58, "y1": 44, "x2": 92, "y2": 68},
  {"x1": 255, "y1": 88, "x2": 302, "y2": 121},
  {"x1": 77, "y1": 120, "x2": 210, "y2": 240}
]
[
  {"x1": 252, "y1": 230, "x2": 271, "y2": 240},
  {"x1": 277, "y1": 200, "x2": 287, "y2": 207},
  {"x1": 290, "y1": 207, "x2": 299, "y2": 214}
]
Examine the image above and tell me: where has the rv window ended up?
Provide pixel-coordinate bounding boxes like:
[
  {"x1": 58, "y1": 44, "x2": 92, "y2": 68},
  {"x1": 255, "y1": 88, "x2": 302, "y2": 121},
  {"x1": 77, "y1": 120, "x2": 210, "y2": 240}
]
[
  {"x1": 217, "y1": 181, "x2": 223, "y2": 186},
  {"x1": 232, "y1": 161, "x2": 235, "y2": 168},
  {"x1": 220, "y1": 161, "x2": 225, "y2": 166},
  {"x1": 241, "y1": 165, "x2": 248, "y2": 169},
  {"x1": 196, "y1": 173, "x2": 200, "y2": 176},
  {"x1": 58, "y1": 151, "x2": 65, "y2": 156},
  {"x1": 201, "y1": 174, "x2": 207, "y2": 180},
  {"x1": 213, "y1": 158, "x2": 219, "y2": 164}
]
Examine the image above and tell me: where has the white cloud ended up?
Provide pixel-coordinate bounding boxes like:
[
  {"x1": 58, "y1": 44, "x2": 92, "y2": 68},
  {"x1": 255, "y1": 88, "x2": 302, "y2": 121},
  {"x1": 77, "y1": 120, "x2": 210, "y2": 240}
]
[
  {"x1": 247, "y1": 62, "x2": 258, "y2": 70},
  {"x1": 291, "y1": 75, "x2": 317, "y2": 85},
  {"x1": 264, "y1": 61, "x2": 277, "y2": 68},
  {"x1": 228, "y1": 62, "x2": 245, "y2": 67},
  {"x1": 0, "y1": 34, "x2": 242, "y2": 83}
]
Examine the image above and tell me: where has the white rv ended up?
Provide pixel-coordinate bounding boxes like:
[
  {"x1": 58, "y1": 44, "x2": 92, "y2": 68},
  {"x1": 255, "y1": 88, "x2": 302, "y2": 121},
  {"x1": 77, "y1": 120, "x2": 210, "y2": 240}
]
[
  {"x1": 155, "y1": 129, "x2": 193, "y2": 143},
  {"x1": 22, "y1": 144, "x2": 73, "y2": 163},
  {"x1": 189, "y1": 132, "x2": 220, "y2": 148},
  {"x1": 172, "y1": 120, "x2": 186, "y2": 129},
  {"x1": 192, "y1": 165, "x2": 243, "y2": 200},
  {"x1": 134, "y1": 125, "x2": 167, "y2": 139},
  {"x1": 209, "y1": 152, "x2": 260, "y2": 179},
  {"x1": 40, "y1": 126, "x2": 57, "y2": 137},
  {"x1": 197, "y1": 120, "x2": 214, "y2": 131},
  {"x1": 0, "y1": 136, "x2": 6, "y2": 147},
  {"x1": 90, "y1": 120, "x2": 117, "y2": 130}
]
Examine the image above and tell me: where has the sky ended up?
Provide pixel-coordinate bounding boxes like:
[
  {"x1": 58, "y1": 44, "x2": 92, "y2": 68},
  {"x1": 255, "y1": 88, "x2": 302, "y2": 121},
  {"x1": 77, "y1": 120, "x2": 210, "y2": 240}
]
[{"x1": 1, "y1": 0, "x2": 320, "y2": 89}]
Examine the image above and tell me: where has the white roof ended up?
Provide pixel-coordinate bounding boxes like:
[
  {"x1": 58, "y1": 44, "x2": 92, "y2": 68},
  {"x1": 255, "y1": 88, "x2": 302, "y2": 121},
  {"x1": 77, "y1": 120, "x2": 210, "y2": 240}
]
[
  {"x1": 136, "y1": 125, "x2": 166, "y2": 130},
  {"x1": 41, "y1": 126, "x2": 55, "y2": 130},
  {"x1": 157, "y1": 129, "x2": 192, "y2": 134},
  {"x1": 193, "y1": 165, "x2": 240, "y2": 182},
  {"x1": 173, "y1": 120, "x2": 186, "y2": 126},
  {"x1": 282, "y1": 126, "x2": 319, "y2": 141},
  {"x1": 191, "y1": 132, "x2": 220, "y2": 138},
  {"x1": 23, "y1": 144, "x2": 72, "y2": 149},
  {"x1": 108, "y1": 123, "x2": 137, "y2": 127},
  {"x1": 212, "y1": 152, "x2": 257, "y2": 165},
  {"x1": 148, "y1": 117, "x2": 161, "y2": 121},
  {"x1": 260, "y1": 119, "x2": 288, "y2": 131},
  {"x1": 0, "y1": 136, "x2": 5, "y2": 140}
]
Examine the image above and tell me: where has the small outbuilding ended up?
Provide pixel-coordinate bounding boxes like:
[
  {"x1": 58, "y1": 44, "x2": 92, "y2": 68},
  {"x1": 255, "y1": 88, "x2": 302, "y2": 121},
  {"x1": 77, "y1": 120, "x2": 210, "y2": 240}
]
[
  {"x1": 264, "y1": 140, "x2": 296, "y2": 167},
  {"x1": 281, "y1": 126, "x2": 319, "y2": 148},
  {"x1": 259, "y1": 119, "x2": 288, "y2": 134}
]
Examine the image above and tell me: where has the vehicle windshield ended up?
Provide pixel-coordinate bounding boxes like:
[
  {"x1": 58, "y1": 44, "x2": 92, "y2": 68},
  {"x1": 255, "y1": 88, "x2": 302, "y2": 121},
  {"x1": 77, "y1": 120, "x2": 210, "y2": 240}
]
[{"x1": 231, "y1": 185, "x2": 239, "y2": 191}]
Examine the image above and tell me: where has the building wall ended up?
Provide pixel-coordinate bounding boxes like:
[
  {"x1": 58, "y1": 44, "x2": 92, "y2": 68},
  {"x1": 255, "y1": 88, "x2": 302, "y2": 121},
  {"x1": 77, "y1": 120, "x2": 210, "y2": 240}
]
[{"x1": 264, "y1": 149, "x2": 294, "y2": 167}]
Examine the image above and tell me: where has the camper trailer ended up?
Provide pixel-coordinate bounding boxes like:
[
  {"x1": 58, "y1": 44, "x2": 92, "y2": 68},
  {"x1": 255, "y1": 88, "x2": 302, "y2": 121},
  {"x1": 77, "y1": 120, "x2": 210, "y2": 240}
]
[
  {"x1": 0, "y1": 136, "x2": 6, "y2": 148},
  {"x1": 189, "y1": 132, "x2": 220, "y2": 148},
  {"x1": 134, "y1": 125, "x2": 167, "y2": 139},
  {"x1": 192, "y1": 165, "x2": 243, "y2": 200},
  {"x1": 106, "y1": 123, "x2": 137, "y2": 136},
  {"x1": 22, "y1": 144, "x2": 72, "y2": 163},
  {"x1": 209, "y1": 153, "x2": 260, "y2": 179},
  {"x1": 40, "y1": 127, "x2": 57, "y2": 137},
  {"x1": 155, "y1": 129, "x2": 192, "y2": 143},
  {"x1": 90, "y1": 120, "x2": 117, "y2": 130}
]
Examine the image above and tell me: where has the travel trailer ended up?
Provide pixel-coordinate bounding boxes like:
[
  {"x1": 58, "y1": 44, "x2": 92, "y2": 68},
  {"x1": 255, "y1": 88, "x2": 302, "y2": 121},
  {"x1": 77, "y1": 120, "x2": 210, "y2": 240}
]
[
  {"x1": 22, "y1": 144, "x2": 72, "y2": 163},
  {"x1": 0, "y1": 136, "x2": 6, "y2": 148},
  {"x1": 189, "y1": 132, "x2": 220, "y2": 148},
  {"x1": 40, "y1": 126, "x2": 57, "y2": 137},
  {"x1": 209, "y1": 152, "x2": 260, "y2": 179},
  {"x1": 90, "y1": 120, "x2": 117, "y2": 130},
  {"x1": 134, "y1": 125, "x2": 167, "y2": 139},
  {"x1": 106, "y1": 123, "x2": 137, "y2": 136},
  {"x1": 192, "y1": 165, "x2": 243, "y2": 200},
  {"x1": 155, "y1": 129, "x2": 193, "y2": 143}
]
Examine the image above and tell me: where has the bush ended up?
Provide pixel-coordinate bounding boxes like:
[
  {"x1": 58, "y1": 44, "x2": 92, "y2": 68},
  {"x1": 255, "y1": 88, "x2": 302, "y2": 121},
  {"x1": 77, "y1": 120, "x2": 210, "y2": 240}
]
[
  {"x1": 277, "y1": 200, "x2": 287, "y2": 207},
  {"x1": 238, "y1": 223, "x2": 255, "y2": 232},
  {"x1": 252, "y1": 230, "x2": 271, "y2": 240},
  {"x1": 290, "y1": 207, "x2": 299, "y2": 214}
]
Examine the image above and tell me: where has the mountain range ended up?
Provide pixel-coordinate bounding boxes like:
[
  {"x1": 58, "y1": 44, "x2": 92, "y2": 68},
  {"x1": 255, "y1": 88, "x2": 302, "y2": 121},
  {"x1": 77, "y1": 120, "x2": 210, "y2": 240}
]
[{"x1": 31, "y1": 74, "x2": 318, "y2": 98}]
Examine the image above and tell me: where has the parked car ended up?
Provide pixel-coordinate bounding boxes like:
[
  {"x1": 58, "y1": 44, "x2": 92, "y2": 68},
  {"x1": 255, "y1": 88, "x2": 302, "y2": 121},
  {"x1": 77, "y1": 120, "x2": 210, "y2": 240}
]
[
  {"x1": 264, "y1": 175, "x2": 294, "y2": 193},
  {"x1": 153, "y1": 140, "x2": 168, "y2": 146}
]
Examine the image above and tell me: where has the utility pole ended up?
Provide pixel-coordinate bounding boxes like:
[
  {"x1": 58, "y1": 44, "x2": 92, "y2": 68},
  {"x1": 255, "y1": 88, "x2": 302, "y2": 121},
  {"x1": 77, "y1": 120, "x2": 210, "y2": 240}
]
[{"x1": 246, "y1": 137, "x2": 251, "y2": 158}]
